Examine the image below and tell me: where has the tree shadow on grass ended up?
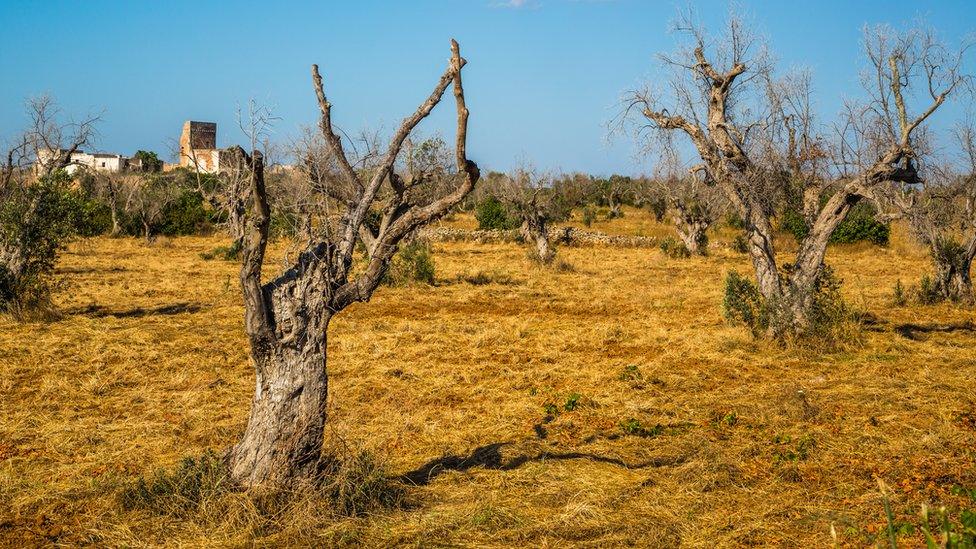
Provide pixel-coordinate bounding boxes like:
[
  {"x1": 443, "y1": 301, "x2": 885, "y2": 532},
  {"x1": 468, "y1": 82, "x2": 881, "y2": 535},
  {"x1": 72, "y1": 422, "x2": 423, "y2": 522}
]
[
  {"x1": 862, "y1": 314, "x2": 976, "y2": 341},
  {"x1": 400, "y1": 442, "x2": 688, "y2": 486},
  {"x1": 71, "y1": 302, "x2": 204, "y2": 318}
]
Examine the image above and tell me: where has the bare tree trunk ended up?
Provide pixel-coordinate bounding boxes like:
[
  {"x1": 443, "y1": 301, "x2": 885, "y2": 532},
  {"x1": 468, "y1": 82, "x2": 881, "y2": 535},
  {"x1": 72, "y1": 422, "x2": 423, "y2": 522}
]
[
  {"x1": 675, "y1": 222, "x2": 707, "y2": 255},
  {"x1": 142, "y1": 220, "x2": 152, "y2": 244},
  {"x1": 110, "y1": 205, "x2": 121, "y2": 237},
  {"x1": 524, "y1": 217, "x2": 553, "y2": 263},
  {"x1": 228, "y1": 309, "x2": 331, "y2": 486}
]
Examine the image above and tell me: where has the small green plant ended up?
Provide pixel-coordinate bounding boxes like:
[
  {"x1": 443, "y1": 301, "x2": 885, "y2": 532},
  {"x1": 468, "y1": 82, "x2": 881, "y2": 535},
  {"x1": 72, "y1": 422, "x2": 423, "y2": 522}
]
[
  {"x1": 916, "y1": 275, "x2": 941, "y2": 305},
  {"x1": 620, "y1": 418, "x2": 664, "y2": 438},
  {"x1": 200, "y1": 240, "x2": 242, "y2": 261},
  {"x1": 874, "y1": 481, "x2": 976, "y2": 548},
  {"x1": 543, "y1": 402, "x2": 560, "y2": 417},
  {"x1": 384, "y1": 239, "x2": 435, "y2": 286},
  {"x1": 582, "y1": 205, "x2": 597, "y2": 227},
  {"x1": 892, "y1": 279, "x2": 907, "y2": 306},
  {"x1": 619, "y1": 364, "x2": 642, "y2": 382},
  {"x1": 720, "y1": 411, "x2": 738, "y2": 427},
  {"x1": 564, "y1": 393, "x2": 582, "y2": 412},
  {"x1": 771, "y1": 434, "x2": 815, "y2": 465},
  {"x1": 660, "y1": 237, "x2": 691, "y2": 259},
  {"x1": 321, "y1": 448, "x2": 405, "y2": 517},
  {"x1": 722, "y1": 270, "x2": 767, "y2": 337}
]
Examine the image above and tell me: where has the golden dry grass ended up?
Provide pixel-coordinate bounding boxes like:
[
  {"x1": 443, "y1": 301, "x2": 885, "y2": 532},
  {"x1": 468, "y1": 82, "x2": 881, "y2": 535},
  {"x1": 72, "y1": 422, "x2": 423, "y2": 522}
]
[{"x1": 2, "y1": 208, "x2": 975, "y2": 547}]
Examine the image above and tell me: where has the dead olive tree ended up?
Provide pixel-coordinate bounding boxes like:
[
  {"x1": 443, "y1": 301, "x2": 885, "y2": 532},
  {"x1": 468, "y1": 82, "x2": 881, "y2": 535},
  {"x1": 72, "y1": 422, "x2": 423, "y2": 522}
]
[
  {"x1": 497, "y1": 166, "x2": 571, "y2": 263},
  {"x1": 665, "y1": 174, "x2": 726, "y2": 255},
  {"x1": 226, "y1": 40, "x2": 479, "y2": 488},
  {"x1": 873, "y1": 119, "x2": 976, "y2": 303},
  {"x1": 624, "y1": 13, "x2": 969, "y2": 336},
  {"x1": 122, "y1": 174, "x2": 179, "y2": 243}
]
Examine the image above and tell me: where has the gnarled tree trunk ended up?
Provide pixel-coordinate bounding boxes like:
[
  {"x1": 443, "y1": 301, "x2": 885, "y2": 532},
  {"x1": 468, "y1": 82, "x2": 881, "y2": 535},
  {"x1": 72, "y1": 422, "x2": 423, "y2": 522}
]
[
  {"x1": 226, "y1": 40, "x2": 479, "y2": 488},
  {"x1": 929, "y1": 236, "x2": 976, "y2": 303}
]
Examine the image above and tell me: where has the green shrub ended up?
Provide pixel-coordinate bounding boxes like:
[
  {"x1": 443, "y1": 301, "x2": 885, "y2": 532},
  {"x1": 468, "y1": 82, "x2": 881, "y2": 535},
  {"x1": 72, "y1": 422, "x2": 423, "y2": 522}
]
[
  {"x1": 384, "y1": 239, "x2": 435, "y2": 286},
  {"x1": 67, "y1": 190, "x2": 113, "y2": 237},
  {"x1": 660, "y1": 237, "x2": 691, "y2": 259},
  {"x1": 892, "y1": 279, "x2": 907, "y2": 306},
  {"x1": 780, "y1": 208, "x2": 808, "y2": 241},
  {"x1": 475, "y1": 196, "x2": 517, "y2": 230},
  {"x1": 0, "y1": 172, "x2": 82, "y2": 317},
  {"x1": 722, "y1": 266, "x2": 853, "y2": 341},
  {"x1": 722, "y1": 271, "x2": 767, "y2": 337},
  {"x1": 159, "y1": 189, "x2": 215, "y2": 236},
  {"x1": 782, "y1": 202, "x2": 889, "y2": 246},
  {"x1": 200, "y1": 241, "x2": 242, "y2": 261},
  {"x1": 648, "y1": 196, "x2": 667, "y2": 223},
  {"x1": 916, "y1": 275, "x2": 941, "y2": 305},
  {"x1": 321, "y1": 449, "x2": 405, "y2": 517},
  {"x1": 829, "y1": 202, "x2": 889, "y2": 245},
  {"x1": 119, "y1": 450, "x2": 227, "y2": 517},
  {"x1": 725, "y1": 212, "x2": 745, "y2": 229}
]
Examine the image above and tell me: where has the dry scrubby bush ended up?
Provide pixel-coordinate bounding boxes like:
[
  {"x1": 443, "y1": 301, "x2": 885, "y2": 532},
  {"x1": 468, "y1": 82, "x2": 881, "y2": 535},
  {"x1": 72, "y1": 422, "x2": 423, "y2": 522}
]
[{"x1": 659, "y1": 236, "x2": 692, "y2": 259}]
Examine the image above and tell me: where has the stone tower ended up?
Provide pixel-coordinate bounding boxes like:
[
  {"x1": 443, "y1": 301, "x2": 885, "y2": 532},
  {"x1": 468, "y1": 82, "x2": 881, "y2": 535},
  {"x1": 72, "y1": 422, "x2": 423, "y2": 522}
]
[{"x1": 179, "y1": 121, "x2": 219, "y2": 172}]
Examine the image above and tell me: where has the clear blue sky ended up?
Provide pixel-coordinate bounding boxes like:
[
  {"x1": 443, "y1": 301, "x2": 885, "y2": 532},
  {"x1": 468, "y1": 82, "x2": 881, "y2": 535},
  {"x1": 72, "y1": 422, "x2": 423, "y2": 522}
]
[{"x1": 1, "y1": 0, "x2": 973, "y2": 175}]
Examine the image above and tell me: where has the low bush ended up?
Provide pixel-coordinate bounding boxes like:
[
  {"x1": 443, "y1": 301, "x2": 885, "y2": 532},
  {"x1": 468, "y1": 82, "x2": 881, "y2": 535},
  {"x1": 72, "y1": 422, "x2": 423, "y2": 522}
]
[
  {"x1": 201, "y1": 241, "x2": 242, "y2": 261},
  {"x1": 723, "y1": 265, "x2": 856, "y2": 343},
  {"x1": 731, "y1": 233, "x2": 749, "y2": 254},
  {"x1": 475, "y1": 196, "x2": 518, "y2": 230},
  {"x1": 781, "y1": 202, "x2": 889, "y2": 246},
  {"x1": 119, "y1": 450, "x2": 227, "y2": 517},
  {"x1": 384, "y1": 239, "x2": 435, "y2": 286},
  {"x1": 581, "y1": 205, "x2": 597, "y2": 227},
  {"x1": 648, "y1": 196, "x2": 667, "y2": 223},
  {"x1": 660, "y1": 237, "x2": 691, "y2": 259},
  {"x1": 159, "y1": 189, "x2": 215, "y2": 237}
]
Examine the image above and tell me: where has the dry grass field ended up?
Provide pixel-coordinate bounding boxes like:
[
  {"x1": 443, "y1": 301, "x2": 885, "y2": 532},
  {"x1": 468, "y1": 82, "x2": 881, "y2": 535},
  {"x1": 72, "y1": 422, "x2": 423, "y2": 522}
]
[{"x1": 2, "y1": 207, "x2": 975, "y2": 547}]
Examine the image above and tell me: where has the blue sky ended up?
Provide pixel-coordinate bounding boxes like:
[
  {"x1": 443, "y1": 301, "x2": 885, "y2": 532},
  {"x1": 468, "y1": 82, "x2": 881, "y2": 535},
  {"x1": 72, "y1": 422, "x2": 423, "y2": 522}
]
[{"x1": 1, "y1": 0, "x2": 973, "y2": 175}]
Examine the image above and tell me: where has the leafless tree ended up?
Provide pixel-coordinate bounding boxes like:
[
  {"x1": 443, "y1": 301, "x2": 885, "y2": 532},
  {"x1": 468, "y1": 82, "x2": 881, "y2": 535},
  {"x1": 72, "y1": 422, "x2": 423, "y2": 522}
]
[
  {"x1": 92, "y1": 172, "x2": 139, "y2": 236},
  {"x1": 225, "y1": 40, "x2": 479, "y2": 488},
  {"x1": 496, "y1": 165, "x2": 571, "y2": 263},
  {"x1": 873, "y1": 118, "x2": 976, "y2": 302},
  {"x1": 623, "y1": 12, "x2": 970, "y2": 336},
  {"x1": 122, "y1": 174, "x2": 179, "y2": 243},
  {"x1": 665, "y1": 173, "x2": 726, "y2": 255}
]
